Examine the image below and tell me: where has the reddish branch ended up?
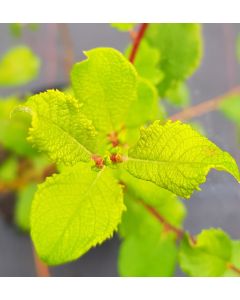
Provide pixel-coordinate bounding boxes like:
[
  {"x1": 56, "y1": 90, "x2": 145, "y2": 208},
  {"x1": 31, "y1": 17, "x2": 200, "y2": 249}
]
[
  {"x1": 129, "y1": 23, "x2": 149, "y2": 63},
  {"x1": 139, "y1": 200, "x2": 196, "y2": 243},
  {"x1": 32, "y1": 247, "x2": 50, "y2": 277},
  {"x1": 227, "y1": 263, "x2": 240, "y2": 275},
  {"x1": 170, "y1": 85, "x2": 240, "y2": 121},
  {"x1": 140, "y1": 200, "x2": 240, "y2": 275}
]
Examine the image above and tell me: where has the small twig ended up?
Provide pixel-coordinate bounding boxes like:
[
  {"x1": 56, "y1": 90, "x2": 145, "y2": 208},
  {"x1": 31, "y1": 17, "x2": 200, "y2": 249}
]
[
  {"x1": 32, "y1": 247, "x2": 50, "y2": 277},
  {"x1": 169, "y1": 85, "x2": 240, "y2": 122},
  {"x1": 140, "y1": 200, "x2": 185, "y2": 239},
  {"x1": 129, "y1": 23, "x2": 149, "y2": 63},
  {"x1": 58, "y1": 23, "x2": 74, "y2": 79},
  {"x1": 140, "y1": 200, "x2": 240, "y2": 275},
  {"x1": 227, "y1": 263, "x2": 240, "y2": 275}
]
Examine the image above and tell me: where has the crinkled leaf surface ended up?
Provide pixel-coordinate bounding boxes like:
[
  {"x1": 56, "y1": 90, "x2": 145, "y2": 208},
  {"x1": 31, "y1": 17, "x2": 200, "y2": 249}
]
[
  {"x1": 124, "y1": 120, "x2": 240, "y2": 198},
  {"x1": 71, "y1": 48, "x2": 138, "y2": 134},
  {"x1": 31, "y1": 163, "x2": 124, "y2": 265},
  {"x1": 17, "y1": 90, "x2": 97, "y2": 166},
  {"x1": 0, "y1": 46, "x2": 40, "y2": 86},
  {"x1": 179, "y1": 229, "x2": 232, "y2": 276},
  {"x1": 145, "y1": 24, "x2": 203, "y2": 95},
  {"x1": 125, "y1": 40, "x2": 164, "y2": 85}
]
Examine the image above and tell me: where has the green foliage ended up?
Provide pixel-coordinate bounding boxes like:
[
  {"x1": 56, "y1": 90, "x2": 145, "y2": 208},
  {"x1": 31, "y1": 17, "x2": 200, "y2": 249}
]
[
  {"x1": 124, "y1": 120, "x2": 240, "y2": 198},
  {"x1": 31, "y1": 163, "x2": 124, "y2": 265},
  {"x1": 219, "y1": 95, "x2": 240, "y2": 125},
  {"x1": 179, "y1": 229, "x2": 234, "y2": 276},
  {"x1": 111, "y1": 23, "x2": 136, "y2": 31},
  {"x1": 125, "y1": 40, "x2": 164, "y2": 85},
  {"x1": 71, "y1": 48, "x2": 138, "y2": 135},
  {"x1": 15, "y1": 183, "x2": 37, "y2": 231},
  {"x1": 0, "y1": 156, "x2": 18, "y2": 182},
  {"x1": 119, "y1": 223, "x2": 178, "y2": 276},
  {"x1": 17, "y1": 90, "x2": 97, "y2": 166},
  {"x1": 126, "y1": 78, "x2": 159, "y2": 128},
  {"x1": 9, "y1": 23, "x2": 39, "y2": 38},
  {"x1": 4, "y1": 26, "x2": 239, "y2": 276},
  {"x1": 0, "y1": 96, "x2": 37, "y2": 156},
  {"x1": 165, "y1": 82, "x2": 190, "y2": 107},
  {"x1": 120, "y1": 172, "x2": 186, "y2": 231},
  {"x1": 224, "y1": 241, "x2": 240, "y2": 276},
  {"x1": 118, "y1": 174, "x2": 185, "y2": 276},
  {"x1": 0, "y1": 46, "x2": 40, "y2": 86},
  {"x1": 145, "y1": 23, "x2": 203, "y2": 95}
]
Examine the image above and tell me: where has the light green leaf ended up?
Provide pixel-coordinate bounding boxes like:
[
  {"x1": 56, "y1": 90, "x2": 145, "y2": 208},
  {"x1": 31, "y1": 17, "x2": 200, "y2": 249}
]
[
  {"x1": 15, "y1": 183, "x2": 37, "y2": 231},
  {"x1": 0, "y1": 97, "x2": 36, "y2": 156},
  {"x1": 111, "y1": 23, "x2": 136, "y2": 31},
  {"x1": 165, "y1": 82, "x2": 190, "y2": 107},
  {"x1": 0, "y1": 156, "x2": 18, "y2": 182},
  {"x1": 119, "y1": 231, "x2": 177, "y2": 276},
  {"x1": 179, "y1": 229, "x2": 232, "y2": 276},
  {"x1": 126, "y1": 77, "x2": 159, "y2": 128},
  {"x1": 219, "y1": 95, "x2": 240, "y2": 125},
  {"x1": 124, "y1": 120, "x2": 240, "y2": 198},
  {"x1": 0, "y1": 46, "x2": 40, "y2": 86},
  {"x1": 9, "y1": 23, "x2": 22, "y2": 37},
  {"x1": 31, "y1": 163, "x2": 124, "y2": 265},
  {"x1": 224, "y1": 241, "x2": 240, "y2": 276},
  {"x1": 16, "y1": 90, "x2": 97, "y2": 166},
  {"x1": 9, "y1": 24, "x2": 39, "y2": 38},
  {"x1": 121, "y1": 171, "x2": 186, "y2": 231},
  {"x1": 145, "y1": 24, "x2": 203, "y2": 95},
  {"x1": 125, "y1": 78, "x2": 165, "y2": 147},
  {"x1": 125, "y1": 40, "x2": 164, "y2": 85},
  {"x1": 71, "y1": 48, "x2": 138, "y2": 134},
  {"x1": 118, "y1": 193, "x2": 178, "y2": 276}
]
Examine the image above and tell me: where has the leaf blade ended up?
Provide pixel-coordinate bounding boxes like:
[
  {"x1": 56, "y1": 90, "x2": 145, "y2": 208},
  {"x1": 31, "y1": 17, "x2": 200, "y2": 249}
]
[
  {"x1": 124, "y1": 120, "x2": 240, "y2": 198},
  {"x1": 31, "y1": 163, "x2": 124, "y2": 265},
  {"x1": 17, "y1": 90, "x2": 97, "y2": 166},
  {"x1": 71, "y1": 48, "x2": 138, "y2": 134}
]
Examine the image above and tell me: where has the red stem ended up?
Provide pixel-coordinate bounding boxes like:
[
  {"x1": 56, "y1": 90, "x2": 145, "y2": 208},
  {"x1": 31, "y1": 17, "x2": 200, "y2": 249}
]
[
  {"x1": 129, "y1": 23, "x2": 149, "y2": 63},
  {"x1": 32, "y1": 247, "x2": 50, "y2": 277},
  {"x1": 169, "y1": 85, "x2": 240, "y2": 122},
  {"x1": 140, "y1": 200, "x2": 185, "y2": 239},
  {"x1": 227, "y1": 263, "x2": 240, "y2": 275}
]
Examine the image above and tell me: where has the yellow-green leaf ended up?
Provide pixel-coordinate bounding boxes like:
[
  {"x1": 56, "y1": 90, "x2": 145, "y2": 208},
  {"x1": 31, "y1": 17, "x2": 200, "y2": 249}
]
[
  {"x1": 31, "y1": 163, "x2": 124, "y2": 265},
  {"x1": 0, "y1": 46, "x2": 40, "y2": 86},
  {"x1": 16, "y1": 90, "x2": 97, "y2": 166},
  {"x1": 124, "y1": 120, "x2": 240, "y2": 198},
  {"x1": 71, "y1": 48, "x2": 138, "y2": 134}
]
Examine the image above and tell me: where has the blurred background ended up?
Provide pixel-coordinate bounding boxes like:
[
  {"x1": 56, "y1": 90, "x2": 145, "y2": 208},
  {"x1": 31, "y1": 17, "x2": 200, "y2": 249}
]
[{"x1": 0, "y1": 23, "x2": 240, "y2": 276}]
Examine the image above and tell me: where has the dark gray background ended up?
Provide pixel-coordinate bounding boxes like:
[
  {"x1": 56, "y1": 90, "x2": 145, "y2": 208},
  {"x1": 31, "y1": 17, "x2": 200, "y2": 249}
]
[{"x1": 0, "y1": 23, "x2": 240, "y2": 276}]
